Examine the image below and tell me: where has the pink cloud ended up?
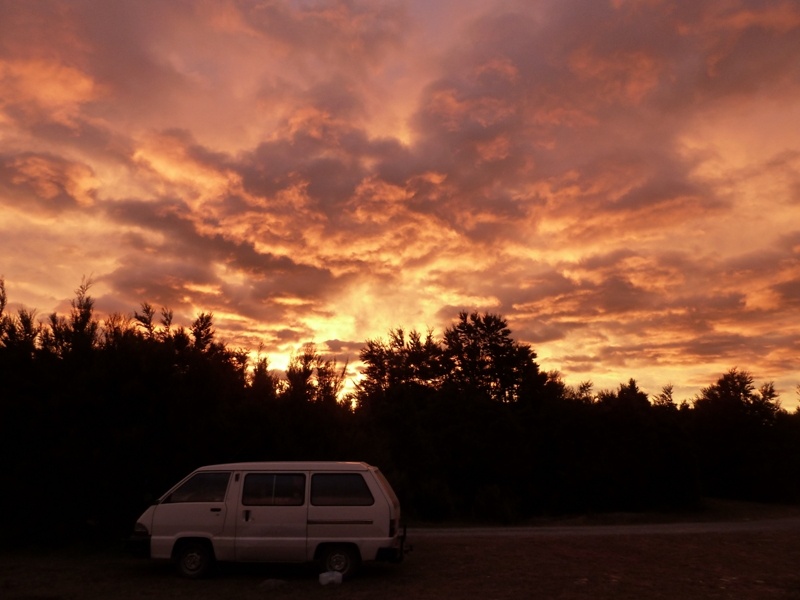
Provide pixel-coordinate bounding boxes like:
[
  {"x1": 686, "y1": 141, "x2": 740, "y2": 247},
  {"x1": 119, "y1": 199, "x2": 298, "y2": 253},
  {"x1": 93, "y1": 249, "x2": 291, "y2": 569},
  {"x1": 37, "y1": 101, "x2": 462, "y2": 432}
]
[{"x1": 0, "y1": 0, "x2": 799, "y2": 402}]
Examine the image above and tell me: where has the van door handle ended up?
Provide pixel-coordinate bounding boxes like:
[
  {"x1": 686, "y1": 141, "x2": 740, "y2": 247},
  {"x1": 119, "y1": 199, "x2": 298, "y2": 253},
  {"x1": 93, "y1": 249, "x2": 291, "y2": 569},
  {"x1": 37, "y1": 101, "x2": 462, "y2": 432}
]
[
  {"x1": 243, "y1": 510, "x2": 251, "y2": 522},
  {"x1": 210, "y1": 507, "x2": 222, "y2": 513}
]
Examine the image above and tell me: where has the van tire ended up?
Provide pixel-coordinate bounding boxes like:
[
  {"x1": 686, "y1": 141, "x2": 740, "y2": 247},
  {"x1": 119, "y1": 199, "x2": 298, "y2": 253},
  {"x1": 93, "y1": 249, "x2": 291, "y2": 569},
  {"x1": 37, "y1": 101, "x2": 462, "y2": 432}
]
[
  {"x1": 174, "y1": 539, "x2": 214, "y2": 579},
  {"x1": 319, "y1": 544, "x2": 361, "y2": 579}
]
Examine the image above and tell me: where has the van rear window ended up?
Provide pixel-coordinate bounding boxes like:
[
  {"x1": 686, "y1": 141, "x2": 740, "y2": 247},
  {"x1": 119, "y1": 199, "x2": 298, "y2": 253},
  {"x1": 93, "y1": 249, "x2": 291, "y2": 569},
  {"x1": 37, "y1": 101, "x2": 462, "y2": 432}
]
[
  {"x1": 311, "y1": 473, "x2": 374, "y2": 506},
  {"x1": 164, "y1": 472, "x2": 230, "y2": 503},
  {"x1": 243, "y1": 474, "x2": 305, "y2": 506}
]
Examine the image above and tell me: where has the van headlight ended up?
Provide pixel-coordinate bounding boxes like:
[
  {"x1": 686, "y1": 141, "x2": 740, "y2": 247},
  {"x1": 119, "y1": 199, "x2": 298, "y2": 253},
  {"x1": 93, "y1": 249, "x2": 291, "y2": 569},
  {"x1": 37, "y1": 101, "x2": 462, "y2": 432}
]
[{"x1": 133, "y1": 522, "x2": 150, "y2": 537}]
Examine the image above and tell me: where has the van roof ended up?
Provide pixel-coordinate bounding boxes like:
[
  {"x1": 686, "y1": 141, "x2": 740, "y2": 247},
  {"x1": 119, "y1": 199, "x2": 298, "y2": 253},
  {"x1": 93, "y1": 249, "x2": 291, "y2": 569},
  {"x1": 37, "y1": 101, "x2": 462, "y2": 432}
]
[{"x1": 195, "y1": 461, "x2": 373, "y2": 472}]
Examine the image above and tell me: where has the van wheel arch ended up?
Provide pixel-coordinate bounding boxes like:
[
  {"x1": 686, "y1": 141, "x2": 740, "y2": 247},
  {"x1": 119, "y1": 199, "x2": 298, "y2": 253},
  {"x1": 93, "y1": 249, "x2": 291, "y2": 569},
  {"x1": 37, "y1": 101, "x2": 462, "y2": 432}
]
[
  {"x1": 172, "y1": 538, "x2": 215, "y2": 578},
  {"x1": 316, "y1": 543, "x2": 361, "y2": 579}
]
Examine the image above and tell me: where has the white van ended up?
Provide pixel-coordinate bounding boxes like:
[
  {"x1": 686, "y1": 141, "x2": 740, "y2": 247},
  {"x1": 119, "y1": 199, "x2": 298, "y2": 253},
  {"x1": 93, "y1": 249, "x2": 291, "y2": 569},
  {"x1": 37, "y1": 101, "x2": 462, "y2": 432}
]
[{"x1": 130, "y1": 461, "x2": 406, "y2": 578}]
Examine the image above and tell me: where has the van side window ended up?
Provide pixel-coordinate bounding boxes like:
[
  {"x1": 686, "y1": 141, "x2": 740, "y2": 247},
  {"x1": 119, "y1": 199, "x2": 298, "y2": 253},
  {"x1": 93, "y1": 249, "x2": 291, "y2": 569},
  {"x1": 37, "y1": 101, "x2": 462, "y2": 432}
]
[
  {"x1": 164, "y1": 472, "x2": 230, "y2": 503},
  {"x1": 243, "y1": 474, "x2": 305, "y2": 506},
  {"x1": 311, "y1": 473, "x2": 375, "y2": 506}
]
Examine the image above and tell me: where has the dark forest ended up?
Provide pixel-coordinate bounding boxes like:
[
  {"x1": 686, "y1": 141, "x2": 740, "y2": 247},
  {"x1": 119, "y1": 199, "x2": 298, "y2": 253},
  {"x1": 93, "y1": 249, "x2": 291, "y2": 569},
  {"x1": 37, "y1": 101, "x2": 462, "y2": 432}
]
[{"x1": 2, "y1": 278, "x2": 799, "y2": 545}]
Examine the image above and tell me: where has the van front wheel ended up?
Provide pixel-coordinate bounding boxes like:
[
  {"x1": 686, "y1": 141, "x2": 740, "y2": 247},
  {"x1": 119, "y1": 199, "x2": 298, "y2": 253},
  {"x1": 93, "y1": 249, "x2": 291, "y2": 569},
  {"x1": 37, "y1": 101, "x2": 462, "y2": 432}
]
[
  {"x1": 174, "y1": 539, "x2": 214, "y2": 578},
  {"x1": 320, "y1": 544, "x2": 361, "y2": 579}
]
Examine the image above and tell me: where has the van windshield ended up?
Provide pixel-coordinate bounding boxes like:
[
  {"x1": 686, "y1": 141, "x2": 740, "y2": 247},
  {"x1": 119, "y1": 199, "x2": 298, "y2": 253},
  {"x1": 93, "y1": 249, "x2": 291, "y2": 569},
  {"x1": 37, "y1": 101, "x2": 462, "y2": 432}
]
[{"x1": 163, "y1": 472, "x2": 231, "y2": 503}]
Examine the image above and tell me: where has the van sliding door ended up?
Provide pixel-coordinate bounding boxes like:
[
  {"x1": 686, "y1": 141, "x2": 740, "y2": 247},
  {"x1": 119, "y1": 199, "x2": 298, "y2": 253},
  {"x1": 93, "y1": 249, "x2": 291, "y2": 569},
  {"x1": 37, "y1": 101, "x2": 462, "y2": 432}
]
[{"x1": 234, "y1": 472, "x2": 307, "y2": 561}]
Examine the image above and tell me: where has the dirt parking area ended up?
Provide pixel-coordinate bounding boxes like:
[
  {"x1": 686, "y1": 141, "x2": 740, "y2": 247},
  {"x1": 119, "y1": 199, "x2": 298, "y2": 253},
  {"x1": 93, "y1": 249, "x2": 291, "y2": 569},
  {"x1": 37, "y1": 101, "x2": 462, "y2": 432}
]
[{"x1": 3, "y1": 506, "x2": 800, "y2": 600}]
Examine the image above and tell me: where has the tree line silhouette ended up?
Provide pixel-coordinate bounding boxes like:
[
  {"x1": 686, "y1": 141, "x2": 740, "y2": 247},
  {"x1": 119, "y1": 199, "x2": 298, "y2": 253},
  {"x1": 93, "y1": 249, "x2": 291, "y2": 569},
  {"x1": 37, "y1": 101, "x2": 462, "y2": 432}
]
[{"x1": 1, "y1": 278, "x2": 799, "y2": 545}]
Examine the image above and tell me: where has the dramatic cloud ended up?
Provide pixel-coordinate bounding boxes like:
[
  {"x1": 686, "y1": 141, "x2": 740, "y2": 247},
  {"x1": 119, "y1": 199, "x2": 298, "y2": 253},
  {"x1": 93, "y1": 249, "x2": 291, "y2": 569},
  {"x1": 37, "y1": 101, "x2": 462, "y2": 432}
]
[{"x1": 1, "y1": 0, "x2": 798, "y2": 402}]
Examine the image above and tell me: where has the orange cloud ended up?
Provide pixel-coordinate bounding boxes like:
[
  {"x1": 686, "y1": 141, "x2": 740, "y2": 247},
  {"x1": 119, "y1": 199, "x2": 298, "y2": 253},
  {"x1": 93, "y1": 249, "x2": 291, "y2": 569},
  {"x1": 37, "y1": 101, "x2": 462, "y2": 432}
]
[
  {"x1": 1, "y1": 0, "x2": 799, "y2": 405},
  {"x1": 568, "y1": 48, "x2": 663, "y2": 105},
  {"x1": 0, "y1": 59, "x2": 100, "y2": 126}
]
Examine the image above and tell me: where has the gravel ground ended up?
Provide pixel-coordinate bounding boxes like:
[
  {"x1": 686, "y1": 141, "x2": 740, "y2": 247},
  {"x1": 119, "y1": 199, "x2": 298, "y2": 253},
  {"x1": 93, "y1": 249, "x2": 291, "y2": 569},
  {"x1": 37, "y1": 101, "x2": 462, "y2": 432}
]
[{"x1": 3, "y1": 502, "x2": 800, "y2": 600}]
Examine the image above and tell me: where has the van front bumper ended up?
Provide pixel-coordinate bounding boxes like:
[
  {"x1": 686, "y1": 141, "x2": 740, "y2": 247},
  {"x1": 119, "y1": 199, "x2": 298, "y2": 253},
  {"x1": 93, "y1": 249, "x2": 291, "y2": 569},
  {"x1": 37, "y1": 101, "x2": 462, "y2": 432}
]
[{"x1": 126, "y1": 532, "x2": 151, "y2": 558}]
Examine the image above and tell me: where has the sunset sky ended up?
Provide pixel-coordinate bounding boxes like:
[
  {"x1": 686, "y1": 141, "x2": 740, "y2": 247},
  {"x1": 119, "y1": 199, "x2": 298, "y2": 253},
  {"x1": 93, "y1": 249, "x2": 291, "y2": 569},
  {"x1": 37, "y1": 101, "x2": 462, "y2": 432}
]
[{"x1": 1, "y1": 0, "x2": 799, "y2": 405}]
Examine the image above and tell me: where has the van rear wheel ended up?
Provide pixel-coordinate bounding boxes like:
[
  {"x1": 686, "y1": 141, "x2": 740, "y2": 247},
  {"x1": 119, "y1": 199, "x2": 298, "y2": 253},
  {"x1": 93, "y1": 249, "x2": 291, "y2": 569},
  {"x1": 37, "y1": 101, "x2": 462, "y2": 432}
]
[
  {"x1": 320, "y1": 544, "x2": 361, "y2": 579},
  {"x1": 174, "y1": 540, "x2": 214, "y2": 578}
]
